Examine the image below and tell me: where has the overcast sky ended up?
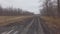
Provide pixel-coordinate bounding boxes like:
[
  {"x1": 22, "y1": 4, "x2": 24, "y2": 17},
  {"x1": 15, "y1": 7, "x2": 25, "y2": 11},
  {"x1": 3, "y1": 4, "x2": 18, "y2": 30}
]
[{"x1": 0, "y1": 0, "x2": 43, "y2": 14}]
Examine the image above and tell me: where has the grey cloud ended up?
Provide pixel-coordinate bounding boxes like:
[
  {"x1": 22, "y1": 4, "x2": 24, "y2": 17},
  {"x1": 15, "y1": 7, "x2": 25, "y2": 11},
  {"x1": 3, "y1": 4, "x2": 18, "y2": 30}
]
[{"x1": 0, "y1": 0, "x2": 40, "y2": 14}]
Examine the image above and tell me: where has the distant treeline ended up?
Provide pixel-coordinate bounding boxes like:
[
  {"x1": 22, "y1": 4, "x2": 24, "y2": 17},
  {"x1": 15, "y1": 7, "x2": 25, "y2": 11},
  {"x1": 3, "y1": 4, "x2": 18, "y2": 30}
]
[{"x1": 0, "y1": 6, "x2": 34, "y2": 16}]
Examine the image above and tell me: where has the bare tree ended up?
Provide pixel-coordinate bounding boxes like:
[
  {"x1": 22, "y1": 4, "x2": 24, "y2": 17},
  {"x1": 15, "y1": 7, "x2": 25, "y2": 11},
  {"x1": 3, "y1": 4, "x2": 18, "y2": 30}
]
[
  {"x1": 57, "y1": 0, "x2": 60, "y2": 17},
  {"x1": 40, "y1": 0, "x2": 58, "y2": 17},
  {"x1": 0, "y1": 6, "x2": 34, "y2": 16}
]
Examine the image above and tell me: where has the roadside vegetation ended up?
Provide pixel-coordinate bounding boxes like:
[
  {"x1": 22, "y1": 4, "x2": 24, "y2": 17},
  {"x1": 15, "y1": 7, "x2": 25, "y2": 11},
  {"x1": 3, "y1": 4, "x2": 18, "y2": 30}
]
[
  {"x1": 0, "y1": 6, "x2": 34, "y2": 26},
  {"x1": 0, "y1": 16, "x2": 32, "y2": 26},
  {"x1": 40, "y1": 0, "x2": 60, "y2": 34},
  {"x1": 41, "y1": 16, "x2": 60, "y2": 29}
]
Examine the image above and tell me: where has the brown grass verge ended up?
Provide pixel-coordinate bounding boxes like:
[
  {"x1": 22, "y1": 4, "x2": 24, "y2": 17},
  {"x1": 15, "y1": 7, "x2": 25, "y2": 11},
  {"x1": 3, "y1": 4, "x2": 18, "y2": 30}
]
[
  {"x1": 0, "y1": 16, "x2": 32, "y2": 26},
  {"x1": 40, "y1": 16, "x2": 60, "y2": 34}
]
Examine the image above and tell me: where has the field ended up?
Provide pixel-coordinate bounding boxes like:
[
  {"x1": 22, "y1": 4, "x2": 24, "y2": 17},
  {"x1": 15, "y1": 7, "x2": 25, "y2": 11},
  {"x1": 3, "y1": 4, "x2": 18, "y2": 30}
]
[
  {"x1": 41, "y1": 16, "x2": 60, "y2": 34},
  {"x1": 0, "y1": 16, "x2": 32, "y2": 26}
]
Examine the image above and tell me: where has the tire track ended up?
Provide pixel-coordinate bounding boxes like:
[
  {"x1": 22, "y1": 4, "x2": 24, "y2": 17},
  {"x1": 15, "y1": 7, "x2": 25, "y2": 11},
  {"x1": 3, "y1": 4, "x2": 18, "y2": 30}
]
[
  {"x1": 27, "y1": 17, "x2": 38, "y2": 34},
  {"x1": 38, "y1": 18, "x2": 45, "y2": 34},
  {"x1": 20, "y1": 19, "x2": 34, "y2": 34}
]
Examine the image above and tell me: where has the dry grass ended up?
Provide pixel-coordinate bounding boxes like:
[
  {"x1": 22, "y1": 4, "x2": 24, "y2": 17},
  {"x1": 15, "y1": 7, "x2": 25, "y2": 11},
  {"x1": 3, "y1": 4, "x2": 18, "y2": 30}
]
[
  {"x1": 41, "y1": 16, "x2": 60, "y2": 34},
  {"x1": 0, "y1": 16, "x2": 32, "y2": 26}
]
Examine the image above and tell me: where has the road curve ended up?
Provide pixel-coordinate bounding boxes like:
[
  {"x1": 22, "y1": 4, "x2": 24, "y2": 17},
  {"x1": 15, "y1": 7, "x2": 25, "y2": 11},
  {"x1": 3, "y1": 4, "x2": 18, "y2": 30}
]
[{"x1": 0, "y1": 17, "x2": 45, "y2": 34}]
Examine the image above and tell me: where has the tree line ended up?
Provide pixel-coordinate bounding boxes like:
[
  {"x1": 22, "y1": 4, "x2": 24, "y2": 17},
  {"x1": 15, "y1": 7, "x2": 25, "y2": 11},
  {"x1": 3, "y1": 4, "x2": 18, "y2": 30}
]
[
  {"x1": 0, "y1": 6, "x2": 34, "y2": 16},
  {"x1": 40, "y1": 0, "x2": 60, "y2": 17}
]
